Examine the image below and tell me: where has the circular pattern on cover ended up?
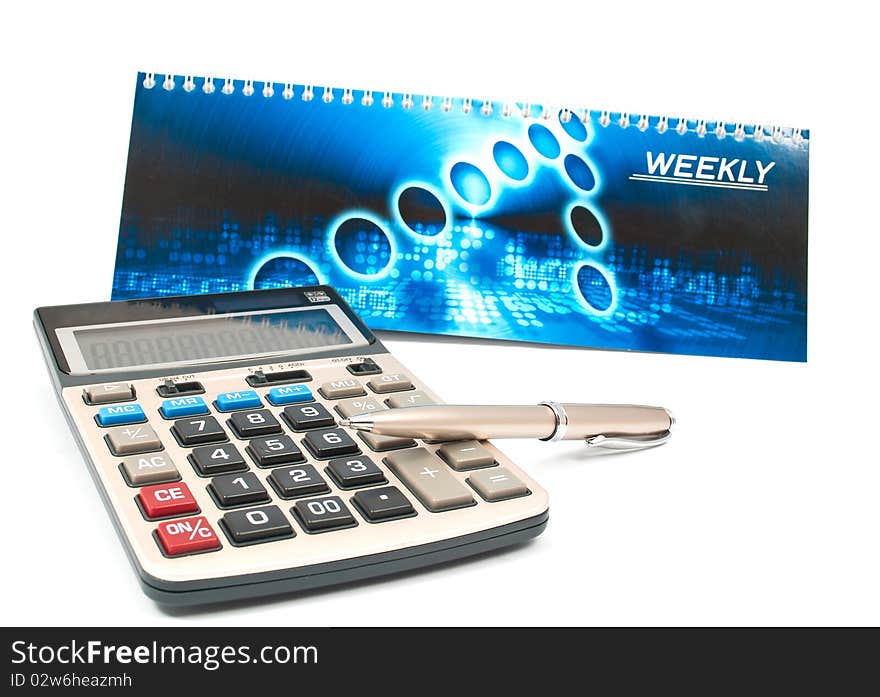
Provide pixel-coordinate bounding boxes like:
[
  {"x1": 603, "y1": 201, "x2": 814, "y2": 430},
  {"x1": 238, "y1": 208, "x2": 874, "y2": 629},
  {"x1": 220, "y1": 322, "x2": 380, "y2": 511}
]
[
  {"x1": 527, "y1": 123, "x2": 561, "y2": 159},
  {"x1": 397, "y1": 186, "x2": 447, "y2": 235},
  {"x1": 569, "y1": 205, "x2": 603, "y2": 247},
  {"x1": 559, "y1": 110, "x2": 587, "y2": 141},
  {"x1": 563, "y1": 154, "x2": 596, "y2": 191},
  {"x1": 251, "y1": 256, "x2": 320, "y2": 289},
  {"x1": 575, "y1": 263, "x2": 613, "y2": 313},
  {"x1": 332, "y1": 217, "x2": 393, "y2": 276},
  {"x1": 449, "y1": 162, "x2": 492, "y2": 206},
  {"x1": 492, "y1": 141, "x2": 529, "y2": 181}
]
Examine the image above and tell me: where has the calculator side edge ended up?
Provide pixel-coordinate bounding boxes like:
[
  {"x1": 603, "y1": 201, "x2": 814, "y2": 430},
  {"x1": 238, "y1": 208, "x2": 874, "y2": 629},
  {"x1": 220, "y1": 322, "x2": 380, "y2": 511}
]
[{"x1": 33, "y1": 313, "x2": 158, "y2": 593}]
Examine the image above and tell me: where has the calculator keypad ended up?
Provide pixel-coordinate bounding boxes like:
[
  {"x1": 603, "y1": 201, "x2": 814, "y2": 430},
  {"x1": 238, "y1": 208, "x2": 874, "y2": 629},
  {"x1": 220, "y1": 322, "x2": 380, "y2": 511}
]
[
  {"x1": 228, "y1": 409, "x2": 283, "y2": 438},
  {"x1": 83, "y1": 383, "x2": 134, "y2": 405},
  {"x1": 97, "y1": 403, "x2": 146, "y2": 427},
  {"x1": 120, "y1": 453, "x2": 180, "y2": 487},
  {"x1": 155, "y1": 516, "x2": 221, "y2": 556},
  {"x1": 282, "y1": 403, "x2": 335, "y2": 431},
  {"x1": 138, "y1": 482, "x2": 199, "y2": 520},
  {"x1": 326, "y1": 456, "x2": 386, "y2": 489},
  {"x1": 70, "y1": 353, "x2": 546, "y2": 586},
  {"x1": 319, "y1": 379, "x2": 366, "y2": 399},
  {"x1": 302, "y1": 428, "x2": 360, "y2": 459},
  {"x1": 246, "y1": 435, "x2": 305, "y2": 467},
  {"x1": 292, "y1": 496, "x2": 357, "y2": 532},
  {"x1": 105, "y1": 424, "x2": 163, "y2": 456},
  {"x1": 172, "y1": 416, "x2": 227, "y2": 446},
  {"x1": 189, "y1": 443, "x2": 247, "y2": 476},
  {"x1": 352, "y1": 486, "x2": 415, "y2": 522},
  {"x1": 385, "y1": 449, "x2": 476, "y2": 512},
  {"x1": 221, "y1": 505, "x2": 294, "y2": 545},
  {"x1": 209, "y1": 472, "x2": 270, "y2": 508},
  {"x1": 268, "y1": 464, "x2": 330, "y2": 499},
  {"x1": 160, "y1": 396, "x2": 209, "y2": 419}
]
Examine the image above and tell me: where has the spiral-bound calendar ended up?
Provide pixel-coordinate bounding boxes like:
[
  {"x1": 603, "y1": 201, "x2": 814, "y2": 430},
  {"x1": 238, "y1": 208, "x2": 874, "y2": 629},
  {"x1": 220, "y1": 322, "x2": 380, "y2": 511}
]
[{"x1": 113, "y1": 73, "x2": 809, "y2": 361}]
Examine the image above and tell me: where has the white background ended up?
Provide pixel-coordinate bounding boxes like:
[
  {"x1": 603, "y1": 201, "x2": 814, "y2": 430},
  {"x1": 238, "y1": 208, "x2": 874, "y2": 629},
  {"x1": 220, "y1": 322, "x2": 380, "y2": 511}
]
[{"x1": 1, "y1": 1, "x2": 878, "y2": 626}]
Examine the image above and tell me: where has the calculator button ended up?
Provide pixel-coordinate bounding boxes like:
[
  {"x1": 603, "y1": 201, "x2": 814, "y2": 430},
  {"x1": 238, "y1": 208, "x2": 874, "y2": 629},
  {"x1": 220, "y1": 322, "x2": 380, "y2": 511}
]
[
  {"x1": 367, "y1": 373, "x2": 413, "y2": 393},
  {"x1": 282, "y1": 403, "x2": 335, "y2": 431},
  {"x1": 267, "y1": 465, "x2": 330, "y2": 499},
  {"x1": 208, "y1": 472, "x2": 270, "y2": 508},
  {"x1": 221, "y1": 505, "x2": 294, "y2": 545},
  {"x1": 292, "y1": 496, "x2": 357, "y2": 533},
  {"x1": 172, "y1": 416, "x2": 227, "y2": 446},
  {"x1": 189, "y1": 443, "x2": 247, "y2": 476},
  {"x1": 385, "y1": 448, "x2": 475, "y2": 512},
  {"x1": 83, "y1": 383, "x2": 134, "y2": 405},
  {"x1": 467, "y1": 467, "x2": 530, "y2": 502},
  {"x1": 385, "y1": 391, "x2": 434, "y2": 408},
  {"x1": 155, "y1": 516, "x2": 221, "y2": 556},
  {"x1": 105, "y1": 424, "x2": 163, "y2": 456},
  {"x1": 358, "y1": 431, "x2": 417, "y2": 453},
  {"x1": 319, "y1": 379, "x2": 366, "y2": 399},
  {"x1": 266, "y1": 384, "x2": 314, "y2": 406},
  {"x1": 120, "y1": 453, "x2": 179, "y2": 486},
  {"x1": 335, "y1": 396, "x2": 383, "y2": 419},
  {"x1": 436, "y1": 440, "x2": 496, "y2": 470},
  {"x1": 228, "y1": 409, "x2": 282, "y2": 438},
  {"x1": 96, "y1": 403, "x2": 146, "y2": 427},
  {"x1": 325, "y1": 456, "x2": 386, "y2": 489},
  {"x1": 138, "y1": 482, "x2": 199, "y2": 519},
  {"x1": 247, "y1": 435, "x2": 305, "y2": 467},
  {"x1": 302, "y1": 428, "x2": 360, "y2": 459},
  {"x1": 215, "y1": 390, "x2": 262, "y2": 411},
  {"x1": 352, "y1": 486, "x2": 415, "y2": 522},
  {"x1": 159, "y1": 396, "x2": 209, "y2": 419}
]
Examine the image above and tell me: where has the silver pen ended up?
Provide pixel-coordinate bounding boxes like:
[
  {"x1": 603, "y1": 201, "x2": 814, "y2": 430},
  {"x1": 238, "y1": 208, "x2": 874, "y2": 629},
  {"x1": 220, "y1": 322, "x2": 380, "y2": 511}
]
[{"x1": 341, "y1": 402, "x2": 675, "y2": 451}]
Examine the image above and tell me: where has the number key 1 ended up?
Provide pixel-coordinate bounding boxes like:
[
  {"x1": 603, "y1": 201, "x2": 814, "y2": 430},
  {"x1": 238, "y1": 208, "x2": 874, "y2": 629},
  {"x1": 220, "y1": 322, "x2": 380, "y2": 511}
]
[{"x1": 208, "y1": 472, "x2": 270, "y2": 508}]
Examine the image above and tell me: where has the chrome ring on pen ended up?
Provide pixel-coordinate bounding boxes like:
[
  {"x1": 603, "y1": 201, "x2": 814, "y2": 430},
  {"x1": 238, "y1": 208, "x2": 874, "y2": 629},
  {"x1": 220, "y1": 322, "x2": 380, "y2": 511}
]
[{"x1": 538, "y1": 401, "x2": 569, "y2": 442}]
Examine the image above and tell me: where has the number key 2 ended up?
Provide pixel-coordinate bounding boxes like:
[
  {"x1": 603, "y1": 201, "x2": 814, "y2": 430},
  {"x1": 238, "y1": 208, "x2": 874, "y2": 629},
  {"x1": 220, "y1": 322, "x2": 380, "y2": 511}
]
[
  {"x1": 302, "y1": 428, "x2": 360, "y2": 459},
  {"x1": 208, "y1": 472, "x2": 270, "y2": 508},
  {"x1": 292, "y1": 496, "x2": 357, "y2": 533},
  {"x1": 267, "y1": 464, "x2": 329, "y2": 499}
]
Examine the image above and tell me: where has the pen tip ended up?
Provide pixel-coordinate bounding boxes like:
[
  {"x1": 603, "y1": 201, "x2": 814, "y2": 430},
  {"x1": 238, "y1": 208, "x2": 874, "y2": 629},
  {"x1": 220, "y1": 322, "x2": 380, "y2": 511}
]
[{"x1": 339, "y1": 418, "x2": 351, "y2": 428}]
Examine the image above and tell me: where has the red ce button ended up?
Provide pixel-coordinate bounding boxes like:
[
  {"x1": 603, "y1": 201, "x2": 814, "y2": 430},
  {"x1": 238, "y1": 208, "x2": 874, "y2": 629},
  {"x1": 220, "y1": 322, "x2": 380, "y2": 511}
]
[{"x1": 137, "y1": 482, "x2": 199, "y2": 519}]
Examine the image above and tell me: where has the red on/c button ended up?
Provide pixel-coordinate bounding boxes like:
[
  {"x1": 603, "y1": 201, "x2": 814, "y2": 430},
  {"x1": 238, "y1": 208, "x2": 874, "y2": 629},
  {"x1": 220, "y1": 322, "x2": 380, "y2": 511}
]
[
  {"x1": 155, "y1": 516, "x2": 220, "y2": 556},
  {"x1": 137, "y1": 482, "x2": 199, "y2": 519}
]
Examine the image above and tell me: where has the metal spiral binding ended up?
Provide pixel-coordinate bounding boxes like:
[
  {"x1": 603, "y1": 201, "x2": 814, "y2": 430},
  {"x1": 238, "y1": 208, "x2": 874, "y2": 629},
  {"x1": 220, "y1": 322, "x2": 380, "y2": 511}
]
[{"x1": 139, "y1": 72, "x2": 808, "y2": 145}]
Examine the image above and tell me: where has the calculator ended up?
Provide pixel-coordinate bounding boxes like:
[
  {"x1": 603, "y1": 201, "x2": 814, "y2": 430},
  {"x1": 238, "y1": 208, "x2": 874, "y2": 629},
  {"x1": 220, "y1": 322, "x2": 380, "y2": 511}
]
[{"x1": 34, "y1": 286, "x2": 548, "y2": 605}]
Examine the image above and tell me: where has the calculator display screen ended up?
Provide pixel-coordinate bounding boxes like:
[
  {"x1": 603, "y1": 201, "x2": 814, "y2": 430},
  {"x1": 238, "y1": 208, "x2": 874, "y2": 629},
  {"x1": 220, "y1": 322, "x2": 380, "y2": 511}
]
[{"x1": 63, "y1": 307, "x2": 363, "y2": 372}]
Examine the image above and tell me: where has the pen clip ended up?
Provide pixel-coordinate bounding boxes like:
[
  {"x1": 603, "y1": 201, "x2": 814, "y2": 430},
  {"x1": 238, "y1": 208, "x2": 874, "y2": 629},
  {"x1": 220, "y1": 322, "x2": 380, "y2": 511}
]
[{"x1": 585, "y1": 431, "x2": 672, "y2": 451}]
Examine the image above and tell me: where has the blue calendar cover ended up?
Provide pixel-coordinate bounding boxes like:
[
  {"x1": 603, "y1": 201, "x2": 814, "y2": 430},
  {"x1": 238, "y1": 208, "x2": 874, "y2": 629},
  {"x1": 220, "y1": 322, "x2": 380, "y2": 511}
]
[{"x1": 112, "y1": 73, "x2": 809, "y2": 361}]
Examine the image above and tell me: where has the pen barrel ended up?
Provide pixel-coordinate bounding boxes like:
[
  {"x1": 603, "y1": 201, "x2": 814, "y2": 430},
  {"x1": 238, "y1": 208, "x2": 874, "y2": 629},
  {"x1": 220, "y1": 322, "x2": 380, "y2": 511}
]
[{"x1": 365, "y1": 404, "x2": 672, "y2": 441}]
